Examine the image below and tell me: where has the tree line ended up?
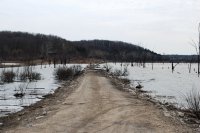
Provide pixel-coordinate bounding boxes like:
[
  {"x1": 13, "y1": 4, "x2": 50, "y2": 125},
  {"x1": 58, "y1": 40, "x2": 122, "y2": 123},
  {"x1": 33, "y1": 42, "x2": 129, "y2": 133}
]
[{"x1": 0, "y1": 31, "x2": 165, "y2": 62}]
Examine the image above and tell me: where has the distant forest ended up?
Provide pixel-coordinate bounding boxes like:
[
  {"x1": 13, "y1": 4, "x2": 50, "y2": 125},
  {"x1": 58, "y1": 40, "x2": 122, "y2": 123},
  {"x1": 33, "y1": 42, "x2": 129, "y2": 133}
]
[{"x1": 0, "y1": 31, "x2": 196, "y2": 63}]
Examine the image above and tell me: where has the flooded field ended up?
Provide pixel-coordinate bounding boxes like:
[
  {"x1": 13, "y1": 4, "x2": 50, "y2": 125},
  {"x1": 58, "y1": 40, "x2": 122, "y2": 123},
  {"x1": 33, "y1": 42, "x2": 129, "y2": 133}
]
[
  {"x1": 0, "y1": 64, "x2": 87, "y2": 117},
  {"x1": 101, "y1": 63, "x2": 200, "y2": 108},
  {"x1": 1, "y1": 62, "x2": 199, "y2": 117}
]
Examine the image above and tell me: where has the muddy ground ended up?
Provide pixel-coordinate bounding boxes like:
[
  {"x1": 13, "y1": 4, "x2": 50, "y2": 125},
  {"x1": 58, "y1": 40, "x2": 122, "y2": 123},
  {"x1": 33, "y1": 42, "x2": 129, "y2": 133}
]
[{"x1": 0, "y1": 69, "x2": 195, "y2": 133}]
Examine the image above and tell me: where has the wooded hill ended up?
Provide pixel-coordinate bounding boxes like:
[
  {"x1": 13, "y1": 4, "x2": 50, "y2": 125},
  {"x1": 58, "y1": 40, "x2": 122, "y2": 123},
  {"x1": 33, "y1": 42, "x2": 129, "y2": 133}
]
[{"x1": 0, "y1": 31, "x2": 162, "y2": 62}]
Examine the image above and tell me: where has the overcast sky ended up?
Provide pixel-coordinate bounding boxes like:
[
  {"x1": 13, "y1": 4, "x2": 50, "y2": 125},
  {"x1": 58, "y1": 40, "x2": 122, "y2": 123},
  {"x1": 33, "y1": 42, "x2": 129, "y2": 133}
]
[{"x1": 0, "y1": 0, "x2": 200, "y2": 55}]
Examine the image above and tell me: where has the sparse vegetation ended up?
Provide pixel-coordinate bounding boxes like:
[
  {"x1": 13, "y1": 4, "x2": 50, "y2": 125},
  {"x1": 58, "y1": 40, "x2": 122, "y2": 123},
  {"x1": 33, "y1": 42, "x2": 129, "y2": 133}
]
[
  {"x1": 112, "y1": 69, "x2": 123, "y2": 76},
  {"x1": 0, "y1": 66, "x2": 41, "y2": 84},
  {"x1": 19, "y1": 71, "x2": 41, "y2": 81},
  {"x1": 185, "y1": 89, "x2": 200, "y2": 119},
  {"x1": 71, "y1": 65, "x2": 82, "y2": 76},
  {"x1": 112, "y1": 65, "x2": 129, "y2": 77},
  {"x1": 54, "y1": 65, "x2": 83, "y2": 81},
  {"x1": 0, "y1": 70, "x2": 16, "y2": 83},
  {"x1": 122, "y1": 65, "x2": 129, "y2": 76},
  {"x1": 121, "y1": 78, "x2": 130, "y2": 85},
  {"x1": 54, "y1": 67, "x2": 73, "y2": 80},
  {"x1": 19, "y1": 66, "x2": 41, "y2": 81}
]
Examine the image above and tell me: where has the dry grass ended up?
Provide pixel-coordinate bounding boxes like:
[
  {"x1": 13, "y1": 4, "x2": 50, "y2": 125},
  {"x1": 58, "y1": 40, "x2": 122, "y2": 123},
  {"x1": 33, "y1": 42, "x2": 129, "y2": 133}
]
[{"x1": 185, "y1": 89, "x2": 200, "y2": 119}]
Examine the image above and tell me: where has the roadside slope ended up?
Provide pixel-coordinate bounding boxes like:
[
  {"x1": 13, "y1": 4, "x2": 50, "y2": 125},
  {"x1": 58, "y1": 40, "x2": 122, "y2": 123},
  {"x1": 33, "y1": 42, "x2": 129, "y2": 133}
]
[{"x1": 5, "y1": 70, "x2": 192, "y2": 133}]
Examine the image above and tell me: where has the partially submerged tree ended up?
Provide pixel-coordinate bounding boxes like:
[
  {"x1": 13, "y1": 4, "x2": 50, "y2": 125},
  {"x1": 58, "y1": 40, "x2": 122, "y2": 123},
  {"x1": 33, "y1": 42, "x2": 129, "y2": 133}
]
[
  {"x1": 191, "y1": 23, "x2": 200, "y2": 76},
  {"x1": 198, "y1": 23, "x2": 200, "y2": 76},
  {"x1": 171, "y1": 62, "x2": 179, "y2": 73}
]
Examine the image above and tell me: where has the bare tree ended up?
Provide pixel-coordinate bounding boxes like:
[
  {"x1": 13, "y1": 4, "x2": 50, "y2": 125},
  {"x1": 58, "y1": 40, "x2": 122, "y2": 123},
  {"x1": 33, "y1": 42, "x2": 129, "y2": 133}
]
[
  {"x1": 198, "y1": 23, "x2": 200, "y2": 76},
  {"x1": 191, "y1": 23, "x2": 200, "y2": 77},
  {"x1": 171, "y1": 61, "x2": 179, "y2": 73}
]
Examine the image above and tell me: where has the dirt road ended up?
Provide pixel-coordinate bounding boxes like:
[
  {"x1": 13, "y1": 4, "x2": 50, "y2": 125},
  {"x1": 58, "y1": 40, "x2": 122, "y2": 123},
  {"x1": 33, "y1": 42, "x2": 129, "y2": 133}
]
[{"x1": 5, "y1": 70, "x2": 192, "y2": 133}]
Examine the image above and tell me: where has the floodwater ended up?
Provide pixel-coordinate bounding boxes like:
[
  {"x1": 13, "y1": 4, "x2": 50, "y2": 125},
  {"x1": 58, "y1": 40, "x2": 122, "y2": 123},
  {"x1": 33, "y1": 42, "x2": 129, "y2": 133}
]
[{"x1": 101, "y1": 63, "x2": 200, "y2": 108}]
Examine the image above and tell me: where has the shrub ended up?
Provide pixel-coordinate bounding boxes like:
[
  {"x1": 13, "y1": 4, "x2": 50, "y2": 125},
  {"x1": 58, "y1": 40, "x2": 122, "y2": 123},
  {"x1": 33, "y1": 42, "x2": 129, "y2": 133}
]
[
  {"x1": 122, "y1": 66, "x2": 129, "y2": 76},
  {"x1": 19, "y1": 66, "x2": 41, "y2": 81},
  {"x1": 54, "y1": 65, "x2": 83, "y2": 81},
  {"x1": 1, "y1": 70, "x2": 16, "y2": 83},
  {"x1": 29, "y1": 72, "x2": 41, "y2": 81},
  {"x1": 185, "y1": 89, "x2": 200, "y2": 119},
  {"x1": 19, "y1": 72, "x2": 27, "y2": 81},
  {"x1": 19, "y1": 71, "x2": 41, "y2": 81},
  {"x1": 70, "y1": 65, "x2": 82, "y2": 76},
  {"x1": 112, "y1": 69, "x2": 123, "y2": 76},
  {"x1": 121, "y1": 78, "x2": 130, "y2": 84},
  {"x1": 112, "y1": 66, "x2": 129, "y2": 77},
  {"x1": 54, "y1": 67, "x2": 74, "y2": 80}
]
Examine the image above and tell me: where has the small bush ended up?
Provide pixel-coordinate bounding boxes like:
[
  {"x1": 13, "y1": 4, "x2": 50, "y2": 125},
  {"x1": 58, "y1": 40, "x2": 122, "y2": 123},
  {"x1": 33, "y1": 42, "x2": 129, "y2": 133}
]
[
  {"x1": 54, "y1": 67, "x2": 74, "y2": 80},
  {"x1": 71, "y1": 65, "x2": 82, "y2": 76},
  {"x1": 19, "y1": 72, "x2": 27, "y2": 81},
  {"x1": 54, "y1": 65, "x2": 83, "y2": 80},
  {"x1": 112, "y1": 69, "x2": 123, "y2": 76},
  {"x1": 29, "y1": 72, "x2": 41, "y2": 81},
  {"x1": 185, "y1": 89, "x2": 200, "y2": 119},
  {"x1": 32, "y1": 72, "x2": 41, "y2": 80},
  {"x1": 122, "y1": 66, "x2": 129, "y2": 76},
  {"x1": 31, "y1": 72, "x2": 41, "y2": 80},
  {"x1": 121, "y1": 78, "x2": 130, "y2": 84},
  {"x1": 112, "y1": 67, "x2": 129, "y2": 77},
  {"x1": 19, "y1": 71, "x2": 41, "y2": 81},
  {"x1": 1, "y1": 70, "x2": 16, "y2": 83},
  {"x1": 19, "y1": 66, "x2": 41, "y2": 81}
]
